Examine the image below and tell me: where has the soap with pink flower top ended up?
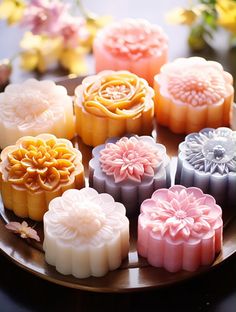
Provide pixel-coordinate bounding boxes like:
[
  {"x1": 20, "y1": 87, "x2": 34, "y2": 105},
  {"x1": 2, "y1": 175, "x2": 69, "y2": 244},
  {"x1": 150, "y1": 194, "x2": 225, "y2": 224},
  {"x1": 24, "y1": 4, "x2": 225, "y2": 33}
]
[
  {"x1": 0, "y1": 79, "x2": 75, "y2": 149},
  {"x1": 137, "y1": 185, "x2": 223, "y2": 272},
  {"x1": 43, "y1": 187, "x2": 129, "y2": 278},
  {"x1": 89, "y1": 135, "x2": 170, "y2": 214},
  {"x1": 154, "y1": 57, "x2": 234, "y2": 134},
  {"x1": 93, "y1": 19, "x2": 168, "y2": 86}
]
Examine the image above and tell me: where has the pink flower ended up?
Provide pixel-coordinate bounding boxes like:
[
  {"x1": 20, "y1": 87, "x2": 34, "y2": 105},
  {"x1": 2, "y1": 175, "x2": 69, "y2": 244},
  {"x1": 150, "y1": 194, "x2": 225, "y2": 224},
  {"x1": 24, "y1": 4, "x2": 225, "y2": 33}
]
[
  {"x1": 21, "y1": 0, "x2": 69, "y2": 37},
  {"x1": 100, "y1": 137, "x2": 161, "y2": 183},
  {"x1": 5, "y1": 221, "x2": 40, "y2": 241}
]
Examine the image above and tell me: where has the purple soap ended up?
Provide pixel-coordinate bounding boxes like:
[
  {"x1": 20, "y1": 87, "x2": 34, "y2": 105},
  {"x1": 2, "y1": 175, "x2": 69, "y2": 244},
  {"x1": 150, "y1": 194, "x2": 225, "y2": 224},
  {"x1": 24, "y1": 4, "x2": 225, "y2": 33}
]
[
  {"x1": 89, "y1": 136, "x2": 171, "y2": 215},
  {"x1": 176, "y1": 127, "x2": 236, "y2": 205}
]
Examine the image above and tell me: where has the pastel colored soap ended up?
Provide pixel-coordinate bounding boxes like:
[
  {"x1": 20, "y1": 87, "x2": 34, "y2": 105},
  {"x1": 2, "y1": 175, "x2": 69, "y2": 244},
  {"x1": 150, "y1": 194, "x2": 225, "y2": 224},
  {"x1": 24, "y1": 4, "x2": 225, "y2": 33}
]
[
  {"x1": 137, "y1": 185, "x2": 223, "y2": 272},
  {"x1": 154, "y1": 57, "x2": 234, "y2": 134},
  {"x1": 74, "y1": 70, "x2": 155, "y2": 147},
  {"x1": 176, "y1": 127, "x2": 236, "y2": 206},
  {"x1": 0, "y1": 79, "x2": 75, "y2": 149},
  {"x1": 93, "y1": 18, "x2": 168, "y2": 86},
  {"x1": 230, "y1": 102, "x2": 236, "y2": 130},
  {"x1": 0, "y1": 134, "x2": 85, "y2": 221},
  {"x1": 89, "y1": 136, "x2": 170, "y2": 214},
  {"x1": 43, "y1": 187, "x2": 129, "y2": 278}
]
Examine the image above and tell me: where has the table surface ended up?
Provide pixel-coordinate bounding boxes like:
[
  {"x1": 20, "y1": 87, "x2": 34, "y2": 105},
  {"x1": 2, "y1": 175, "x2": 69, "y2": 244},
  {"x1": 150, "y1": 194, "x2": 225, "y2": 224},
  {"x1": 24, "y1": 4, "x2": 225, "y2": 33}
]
[{"x1": 0, "y1": 0, "x2": 236, "y2": 311}]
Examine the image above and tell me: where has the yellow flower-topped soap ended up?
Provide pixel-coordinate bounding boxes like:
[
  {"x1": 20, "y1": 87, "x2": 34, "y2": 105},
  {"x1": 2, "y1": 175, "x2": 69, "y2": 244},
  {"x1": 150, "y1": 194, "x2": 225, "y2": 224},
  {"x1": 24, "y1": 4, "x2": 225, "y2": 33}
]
[
  {"x1": 74, "y1": 70, "x2": 154, "y2": 146},
  {"x1": 0, "y1": 134, "x2": 85, "y2": 221}
]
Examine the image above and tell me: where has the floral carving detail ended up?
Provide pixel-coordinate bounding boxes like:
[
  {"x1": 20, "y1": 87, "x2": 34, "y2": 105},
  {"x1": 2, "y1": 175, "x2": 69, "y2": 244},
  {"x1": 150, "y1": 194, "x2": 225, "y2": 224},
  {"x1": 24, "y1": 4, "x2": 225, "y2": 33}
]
[
  {"x1": 44, "y1": 188, "x2": 129, "y2": 245},
  {"x1": 158, "y1": 57, "x2": 232, "y2": 107},
  {"x1": 100, "y1": 137, "x2": 161, "y2": 182},
  {"x1": 76, "y1": 70, "x2": 154, "y2": 119},
  {"x1": 0, "y1": 79, "x2": 71, "y2": 130},
  {"x1": 140, "y1": 185, "x2": 222, "y2": 240},
  {"x1": 183, "y1": 127, "x2": 236, "y2": 174},
  {"x1": 0, "y1": 134, "x2": 82, "y2": 192},
  {"x1": 97, "y1": 19, "x2": 168, "y2": 60}
]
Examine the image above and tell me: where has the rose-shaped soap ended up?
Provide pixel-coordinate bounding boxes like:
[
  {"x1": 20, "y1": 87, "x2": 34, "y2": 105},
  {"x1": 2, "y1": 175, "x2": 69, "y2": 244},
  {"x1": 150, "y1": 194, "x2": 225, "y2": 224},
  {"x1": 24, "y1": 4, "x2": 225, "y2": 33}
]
[
  {"x1": 0, "y1": 79, "x2": 75, "y2": 149},
  {"x1": 154, "y1": 57, "x2": 234, "y2": 134},
  {"x1": 43, "y1": 187, "x2": 129, "y2": 278},
  {"x1": 137, "y1": 185, "x2": 223, "y2": 272},
  {"x1": 0, "y1": 134, "x2": 85, "y2": 221},
  {"x1": 89, "y1": 136, "x2": 170, "y2": 214},
  {"x1": 74, "y1": 70, "x2": 154, "y2": 147},
  {"x1": 93, "y1": 19, "x2": 168, "y2": 86},
  {"x1": 230, "y1": 102, "x2": 236, "y2": 130},
  {"x1": 176, "y1": 127, "x2": 236, "y2": 205}
]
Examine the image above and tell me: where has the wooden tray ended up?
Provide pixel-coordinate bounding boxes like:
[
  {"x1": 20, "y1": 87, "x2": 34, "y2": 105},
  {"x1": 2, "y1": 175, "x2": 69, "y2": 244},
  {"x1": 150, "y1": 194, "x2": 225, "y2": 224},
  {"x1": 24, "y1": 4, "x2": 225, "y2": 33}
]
[{"x1": 0, "y1": 77, "x2": 235, "y2": 293}]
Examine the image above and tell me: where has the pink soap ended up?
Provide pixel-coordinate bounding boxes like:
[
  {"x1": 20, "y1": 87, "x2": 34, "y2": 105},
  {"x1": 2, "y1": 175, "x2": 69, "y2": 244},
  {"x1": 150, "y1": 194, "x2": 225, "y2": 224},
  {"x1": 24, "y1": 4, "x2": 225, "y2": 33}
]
[
  {"x1": 137, "y1": 185, "x2": 223, "y2": 272},
  {"x1": 93, "y1": 19, "x2": 168, "y2": 86}
]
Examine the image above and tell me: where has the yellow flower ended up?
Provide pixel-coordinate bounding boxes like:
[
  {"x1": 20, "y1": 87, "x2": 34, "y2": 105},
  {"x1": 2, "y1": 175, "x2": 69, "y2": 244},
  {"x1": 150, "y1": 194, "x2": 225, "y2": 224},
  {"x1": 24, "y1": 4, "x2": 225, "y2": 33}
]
[
  {"x1": 20, "y1": 32, "x2": 63, "y2": 73},
  {"x1": 59, "y1": 47, "x2": 87, "y2": 75},
  {"x1": 0, "y1": 0, "x2": 25, "y2": 24},
  {"x1": 166, "y1": 8, "x2": 199, "y2": 26},
  {"x1": 83, "y1": 15, "x2": 113, "y2": 50},
  {"x1": 216, "y1": 0, "x2": 236, "y2": 33}
]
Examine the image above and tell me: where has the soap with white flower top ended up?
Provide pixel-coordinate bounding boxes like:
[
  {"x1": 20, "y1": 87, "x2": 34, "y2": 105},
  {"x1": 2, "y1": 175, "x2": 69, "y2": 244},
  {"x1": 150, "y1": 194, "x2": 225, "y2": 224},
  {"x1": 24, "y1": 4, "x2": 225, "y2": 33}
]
[
  {"x1": 137, "y1": 185, "x2": 223, "y2": 272},
  {"x1": 176, "y1": 127, "x2": 236, "y2": 205},
  {"x1": 43, "y1": 187, "x2": 129, "y2": 278},
  {"x1": 230, "y1": 102, "x2": 236, "y2": 130},
  {"x1": 154, "y1": 57, "x2": 234, "y2": 134},
  {"x1": 0, "y1": 134, "x2": 85, "y2": 221},
  {"x1": 89, "y1": 135, "x2": 170, "y2": 214},
  {"x1": 0, "y1": 79, "x2": 75, "y2": 149}
]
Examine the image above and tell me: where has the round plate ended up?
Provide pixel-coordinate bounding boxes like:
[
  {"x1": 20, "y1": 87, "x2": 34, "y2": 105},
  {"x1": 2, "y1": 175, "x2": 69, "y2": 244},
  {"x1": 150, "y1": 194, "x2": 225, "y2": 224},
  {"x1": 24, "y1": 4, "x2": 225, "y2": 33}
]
[{"x1": 0, "y1": 77, "x2": 236, "y2": 293}]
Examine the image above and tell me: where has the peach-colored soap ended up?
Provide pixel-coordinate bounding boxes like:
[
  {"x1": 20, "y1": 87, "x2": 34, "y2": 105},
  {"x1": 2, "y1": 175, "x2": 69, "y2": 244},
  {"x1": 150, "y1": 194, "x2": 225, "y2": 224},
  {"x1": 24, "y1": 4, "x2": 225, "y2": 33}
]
[
  {"x1": 93, "y1": 19, "x2": 168, "y2": 86},
  {"x1": 137, "y1": 185, "x2": 223, "y2": 273},
  {"x1": 154, "y1": 57, "x2": 234, "y2": 134}
]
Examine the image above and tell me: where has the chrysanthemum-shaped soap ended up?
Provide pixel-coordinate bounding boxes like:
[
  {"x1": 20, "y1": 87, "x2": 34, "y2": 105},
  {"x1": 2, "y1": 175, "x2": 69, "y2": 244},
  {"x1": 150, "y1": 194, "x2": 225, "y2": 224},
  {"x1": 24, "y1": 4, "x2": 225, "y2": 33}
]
[
  {"x1": 0, "y1": 134, "x2": 85, "y2": 221},
  {"x1": 0, "y1": 79, "x2": 75, "y2": 149},
  {"x1": 43, "y1": 187, "x2": 129, "y2": 278},
  {"x1": 93, "y1": 19, "x2": 168, "y2": 86},
  {"x1": 176, "y1": 127, "x2": 236, "y2": 205},
  {"x1": 138, "y1": 185, "x2": 223, "y2": 272},
  {"x1": 89, "y1": 136, "x2": 170, "y2": 214},
  {"x1": 230, "y1": 102, "x2": 236, "y2": 130},
  {"x1": 154, "y1": 57, "x2": 234, "y2": 134},
  {"x1": 74, "y1": 70, "x2": 154, "y2": 146}
]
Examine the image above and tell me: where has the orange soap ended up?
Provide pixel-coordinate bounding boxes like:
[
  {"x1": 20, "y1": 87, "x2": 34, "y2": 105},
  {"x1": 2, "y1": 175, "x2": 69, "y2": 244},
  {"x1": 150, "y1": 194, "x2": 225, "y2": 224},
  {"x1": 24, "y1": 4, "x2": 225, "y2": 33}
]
[
  {"x1": 154, "y1": 57, "x2": 234, "y2": 134},
  {"x1": 74, "y1": 70, "x2": 155, "y2": 147},
  {"x1": 0, "y1": 134, "x2": 85, "y2": 221}
]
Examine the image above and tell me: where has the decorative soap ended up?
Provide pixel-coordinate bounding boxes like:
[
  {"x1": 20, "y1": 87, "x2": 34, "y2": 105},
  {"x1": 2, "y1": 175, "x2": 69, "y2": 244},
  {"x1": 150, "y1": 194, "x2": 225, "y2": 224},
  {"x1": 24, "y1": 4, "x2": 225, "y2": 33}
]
[
  {"x1": 89, "y1": 135, "x2": 170, "y2": 214},
  {"x1": 43, "y1": 187, "x2": 129, "y2": 278},
  {"x1": 0, "y1": 134, "x2": 85, "y2": 221},
  {"x1": 137, "y1": 185, "x2": 223, "y2": 272},
  {"x1": 176, "y1": 127, "x2": 236, "y2": 205},
  {"x1": 154, "y1": 57, "x2": 234, "y2": 134},
  {"x1": 230, "y1": 102, "x2": 236, "y2": 130},
  {"x1": 74, "y1": 70, "x2": 155, "y2": 147},
  {"x1": 93, "y1": 19, "x2": 168, "y2": 86},
  {"x1": 0, "y1": 79, "x2": 75, "y2": 149}
]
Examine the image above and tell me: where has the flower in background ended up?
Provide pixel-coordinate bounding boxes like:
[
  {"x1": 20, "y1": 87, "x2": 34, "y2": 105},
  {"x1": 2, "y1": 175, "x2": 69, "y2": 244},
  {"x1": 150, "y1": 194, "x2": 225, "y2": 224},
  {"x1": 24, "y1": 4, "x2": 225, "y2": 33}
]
[
  {"x1": 5, "y1": 221, "x2": 40, "y2": 241},
  {"x1": 0, "y1": 0, "x2": 26, "y2": 24},
  {"x1": 59, "y1": 47, "x2": 88, "y2": 75},
  {"x1": 167, "y1": 0, "x2": 236, "y2": 51}
]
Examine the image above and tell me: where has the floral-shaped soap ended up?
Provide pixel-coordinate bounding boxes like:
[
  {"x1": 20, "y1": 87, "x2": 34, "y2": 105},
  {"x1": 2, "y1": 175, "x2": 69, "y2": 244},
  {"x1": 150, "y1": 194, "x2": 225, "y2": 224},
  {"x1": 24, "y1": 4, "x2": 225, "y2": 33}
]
[
  {"x1": 89, "y1": 136, "x2": 170, "y2": 214},
  {"x1": 93, "y1": 19, "x2": 168, "y2": 85},
  {"x1": 176, "y1": 127, "x2": 236, "y2": 205},
  {"x1": 0, "y1": 134, "x2": 85, "y2": 221},
  {"x1": 230, "y1": 102, "x2": 236, "y2": 130},
  {"x1": 0, "y1": 79, "x2": 75, "y2": 149},
  {"x1": 74, "y1": 70, "x2": 154, "y2": 147},
  {"x1": 154, "y1": 57, "x2": 234, "y2": 134},
  {"x1": 137, "y1": 185, "x2": 223, "y2": 272},
  {"x1": 43, "y1": 187, "x2": 129, "y2": 278}
]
